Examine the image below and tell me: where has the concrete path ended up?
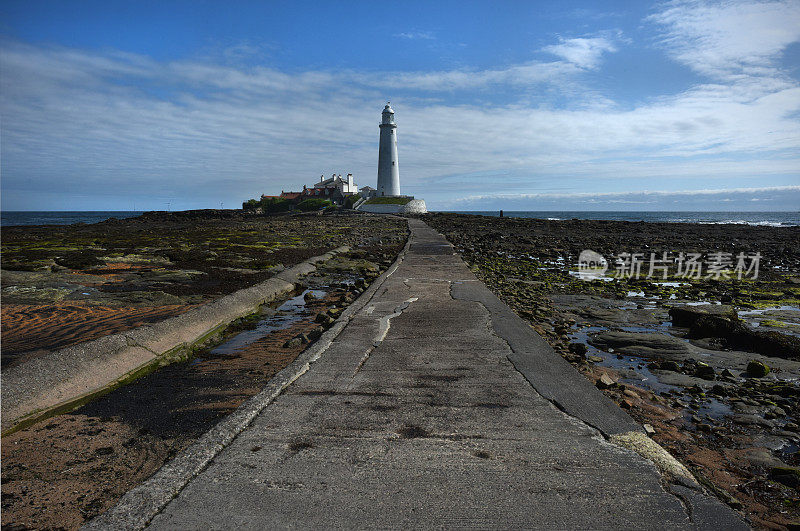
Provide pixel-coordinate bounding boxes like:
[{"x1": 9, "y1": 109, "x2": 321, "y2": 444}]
[{"x1": 110, "y1": 220, "x2": 745, "y2": 529}]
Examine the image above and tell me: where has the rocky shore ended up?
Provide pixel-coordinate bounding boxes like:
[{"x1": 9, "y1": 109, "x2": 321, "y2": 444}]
[
  {"x1": 425, "y1": 213, "x2": 799, "y2": 530},
  {"x1": 1, "y1": 211, "x2": 407, "y2": 529},
  {"x1": 1, "y1": 210, "x2": 407, "y2": 368}
]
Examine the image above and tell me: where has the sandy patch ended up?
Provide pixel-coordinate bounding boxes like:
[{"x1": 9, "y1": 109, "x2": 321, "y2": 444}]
[{"x1": 1, "y1": 303, "x2": 199, "y2": 368}]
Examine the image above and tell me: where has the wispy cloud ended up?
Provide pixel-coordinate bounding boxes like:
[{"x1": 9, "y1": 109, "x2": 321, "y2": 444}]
[
  {"x1": 448, "y1": 186, "x2": 800, "y2": 210},
  {"x1": 648, "y1": 0, "x2": 800, "y2": 79},
  {"x1": 542, "y1": 35, "x2": 619, "y2": 69},
  {"x1": 394, "y1": 31, "x2": 436, "y2": 40},
  {"x1": 456, "y1": 185, "x2": 800, "y2": 201},
  {"x1": 379, "y1": 60, "x2": 582, "y2": 91}
]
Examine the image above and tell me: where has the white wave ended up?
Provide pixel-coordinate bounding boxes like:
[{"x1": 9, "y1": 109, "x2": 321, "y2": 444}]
[{"x1": 696, "y1": 220, "x2": 789, "y2": 227}]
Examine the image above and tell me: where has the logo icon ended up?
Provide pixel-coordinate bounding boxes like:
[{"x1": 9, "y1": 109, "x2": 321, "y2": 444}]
[{"x1": 577, "y1": 250, "x2": 608, "y2": 280}]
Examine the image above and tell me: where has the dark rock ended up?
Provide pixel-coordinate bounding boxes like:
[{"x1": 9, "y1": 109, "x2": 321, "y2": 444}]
[
  {"x1": 303, "y1": 291, "x2": 319, "y2": 301},
  {"x1": 769, "y1": 406, "x2": 786, "y2": 417},
  {"x1": 746, "y1": 360, "x2": 770, "y2": 378},
  {"x1": 770, "y1": 466, "x2": 800, "y2": 489},
  {"x1": 588, "y1": 330, "x2": 689, "y2": 359},
  {"x1": 283, "y1": 337, "x2": 302, "y2": 348},
  {"x1": 694, "y1": 362, "x2": 716, "y2": 380},
  {"x1": 689, "y1": 337, "x2": 726, "y2": 350},
  {"x1": 315, "y1": 312, "x2": 334, "y2": 325},
  {"x1": 670, "y1": 304, "x2": 800, "y2": 359},
  {"x1": 568, "y1": 342, "x2": 588, "y2": 356},
  {"x1": 660, "y1": 360, "x2": 681, "y2": 372},
  {"x1": 668, "y1": 305, "x2": 737, "y2": 328},
  {"x1": 711, "y1": 384, "x2": 728, "y2": 396},
  {"x1": 732, "y1": 414, "x2": 775, "y2": 428},
  {"x1": 768, "y1": 383, "x2": 797, "y2": 397}
]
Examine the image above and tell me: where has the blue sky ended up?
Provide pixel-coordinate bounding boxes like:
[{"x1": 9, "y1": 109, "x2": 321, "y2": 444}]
[{"x1": 1, "y1": 0, "x2": 799, "y2": 211}]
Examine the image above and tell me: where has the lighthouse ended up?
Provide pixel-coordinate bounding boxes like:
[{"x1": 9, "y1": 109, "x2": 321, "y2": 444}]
[{"x1": 377, "y1": 103, "x2": 400, "y2": 197}]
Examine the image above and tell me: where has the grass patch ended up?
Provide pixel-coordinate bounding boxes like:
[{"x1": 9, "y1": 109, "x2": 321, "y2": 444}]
[
  {"x1": 760, "y1": 319, "x2": 799, "y2": 329},
  {"x1": 364, "y1": 197, "x2": 412, "y2": 205},
  {"x1": 747, "y1": 298, "x2": 800, "y2": 309}
]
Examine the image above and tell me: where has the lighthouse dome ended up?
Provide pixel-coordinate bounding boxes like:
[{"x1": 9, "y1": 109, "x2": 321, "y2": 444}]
[{"x1": 383, "y1": 103, "x2": 394, "y2": 113}]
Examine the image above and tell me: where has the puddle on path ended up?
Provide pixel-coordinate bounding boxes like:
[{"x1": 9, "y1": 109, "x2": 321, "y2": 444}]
[{"x1": 192, "y1": 288, "x2": 326, "y2": 363}]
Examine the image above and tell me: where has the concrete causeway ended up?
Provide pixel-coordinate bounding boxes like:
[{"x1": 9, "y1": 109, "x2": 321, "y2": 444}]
[{"x1": 98, "y1": 219, "x2": 746, "y2": 529}]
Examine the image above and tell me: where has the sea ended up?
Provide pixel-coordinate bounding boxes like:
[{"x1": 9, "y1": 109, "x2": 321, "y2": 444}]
[
  {"x1": 1, "y1": 210, "x2": 798, "y2": 227},
  {"x1": 446, "y1": 211, "x2": 800, "y2": 227},
  {"x1": 1, "y1": 211, "x2": 146, "y2": 227}
]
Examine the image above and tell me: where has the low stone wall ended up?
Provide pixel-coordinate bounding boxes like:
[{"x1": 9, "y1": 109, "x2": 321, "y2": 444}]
[
  {"x1": 358, "y1": 199, "x2": 427, "y2": 215},
  {"x1": 1, "y1": 247, "x2": 349, "y2": 434}
]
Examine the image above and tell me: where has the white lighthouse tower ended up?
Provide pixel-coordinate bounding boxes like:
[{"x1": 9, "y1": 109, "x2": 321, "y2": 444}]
[{"x1": 377, "y1": 103, "x2": 400, "y2": 197}]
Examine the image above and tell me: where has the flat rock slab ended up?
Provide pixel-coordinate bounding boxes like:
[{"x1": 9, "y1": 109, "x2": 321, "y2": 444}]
[{"x1": 137, "y1": 220, "x2": 743, "y2": 529}]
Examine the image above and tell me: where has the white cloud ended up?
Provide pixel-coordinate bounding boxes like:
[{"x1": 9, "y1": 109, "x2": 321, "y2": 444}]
[
  {"x1": 542, "y1": 36, "x2": 618, "y2": 69},
  {"x1": 648, "y1": 0, "x2": 800, "y2": 78},
  {"x1": 455, "y1": 185, "x2": 800, "y2": 201},
  {"x1": 447, "y1": 186, "x2": 800, "y2": 210},
  {"x1": 378, "y1": 61, "x2": 581, "y2": 91},
  {"x1": 394, "y1": 31, "x2": 436, "y2": 40}
]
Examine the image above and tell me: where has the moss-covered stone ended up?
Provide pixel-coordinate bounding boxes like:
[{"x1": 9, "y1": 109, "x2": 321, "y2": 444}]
[{"x1": 746, "y1": 360, "x2": 770, "y2": 378}]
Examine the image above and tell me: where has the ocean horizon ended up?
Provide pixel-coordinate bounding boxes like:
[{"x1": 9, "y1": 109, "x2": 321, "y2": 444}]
[
  {"x1": 1, "y1": 211, "x2": 147, "y2": 227},
  {"x1": 446, "y1": 210, "x2": 800, "y2": 227},
  {"x1": 1, "y1": 210, "x2": 799, "y2": 227}
]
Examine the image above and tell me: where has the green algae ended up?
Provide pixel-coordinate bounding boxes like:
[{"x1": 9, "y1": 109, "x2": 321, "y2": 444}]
[{"x1": 2, "y1": 213, "x2": 407, "y2": 310}]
